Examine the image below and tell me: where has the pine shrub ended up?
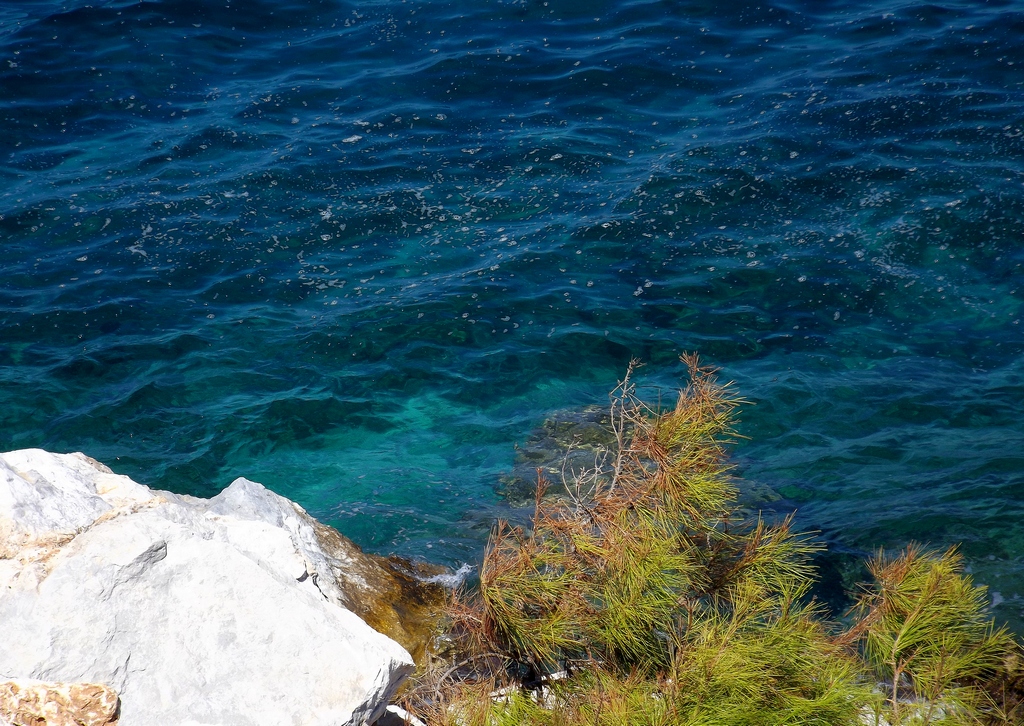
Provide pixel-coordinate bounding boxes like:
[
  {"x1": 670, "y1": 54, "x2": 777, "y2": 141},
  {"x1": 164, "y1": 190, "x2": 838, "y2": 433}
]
[{"x1": 406, "y1": 356, "x2": 1022, "y2": 726}]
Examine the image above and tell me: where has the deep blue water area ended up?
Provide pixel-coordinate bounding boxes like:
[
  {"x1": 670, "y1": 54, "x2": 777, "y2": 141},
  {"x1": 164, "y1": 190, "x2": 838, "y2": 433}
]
[{"x1": 2, "y1": 0, "x2": 1023, "y2": 630}]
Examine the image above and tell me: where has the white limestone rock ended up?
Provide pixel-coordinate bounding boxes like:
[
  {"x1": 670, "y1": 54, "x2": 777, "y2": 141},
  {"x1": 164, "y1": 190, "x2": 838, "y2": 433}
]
[{"x1": 0, "y1": 449, "x2": 414, "y2": 726}]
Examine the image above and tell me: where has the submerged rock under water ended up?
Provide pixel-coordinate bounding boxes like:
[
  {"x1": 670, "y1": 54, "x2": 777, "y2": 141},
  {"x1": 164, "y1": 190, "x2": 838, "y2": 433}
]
[{"x1": 497, "y1": 405, "x2": 783, "y2": 515}]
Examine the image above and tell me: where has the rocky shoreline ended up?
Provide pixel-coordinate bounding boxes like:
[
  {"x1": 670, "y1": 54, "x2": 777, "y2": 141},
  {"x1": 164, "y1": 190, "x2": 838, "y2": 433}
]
[{"x1": 0, "y1": 449, "x2": 445, "y2": 726}]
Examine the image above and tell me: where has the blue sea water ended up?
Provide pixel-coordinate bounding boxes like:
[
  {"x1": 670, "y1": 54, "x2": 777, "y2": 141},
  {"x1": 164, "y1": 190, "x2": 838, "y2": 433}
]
[{"x1": 1, "y1": 0, "x2": 1022, "y2": 630}]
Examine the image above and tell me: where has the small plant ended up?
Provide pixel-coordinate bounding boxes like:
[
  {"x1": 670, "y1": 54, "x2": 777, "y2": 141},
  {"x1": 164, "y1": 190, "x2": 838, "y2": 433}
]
[
  {"x1": 843, "y1": 545, "x2": 1017, "y2": 725},
  {"x1": 405, "y1": 356, "x2": 1022, "y2": 726}
]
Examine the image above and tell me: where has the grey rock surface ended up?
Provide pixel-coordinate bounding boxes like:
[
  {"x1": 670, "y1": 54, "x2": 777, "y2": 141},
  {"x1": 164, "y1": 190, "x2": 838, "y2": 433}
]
[{"x1": 0, "y1": 449, "x2": 414, "y2": 726}]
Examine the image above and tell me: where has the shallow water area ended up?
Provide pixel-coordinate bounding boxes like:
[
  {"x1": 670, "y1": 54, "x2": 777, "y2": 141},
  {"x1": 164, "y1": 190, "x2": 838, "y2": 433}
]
[{"x1": 1, "y1": 0, "x2": 1022, "y2": 631}]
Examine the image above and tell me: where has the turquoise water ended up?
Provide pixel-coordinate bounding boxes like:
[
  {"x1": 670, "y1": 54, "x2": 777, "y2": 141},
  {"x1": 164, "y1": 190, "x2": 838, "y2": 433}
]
[{"x1": 1, "y1": 1, "x2": 1022, "y2": 630}]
